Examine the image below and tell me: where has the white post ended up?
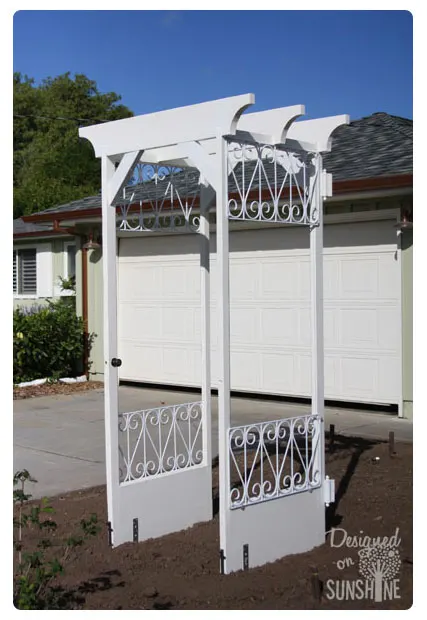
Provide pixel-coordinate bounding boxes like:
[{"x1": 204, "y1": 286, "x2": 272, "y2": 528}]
[
  {"x1": 101, "y1": 155, "x2": 120, "y2": 544},
  {"x1": 310, "y1": 154, "x2": 325, "y2": 482},
  {"x1": 200, "y1": 185, "x2": 213, "y2": 468},
  {"x1": 216, "y1": 135, "x2": 231, "y2": 573}
]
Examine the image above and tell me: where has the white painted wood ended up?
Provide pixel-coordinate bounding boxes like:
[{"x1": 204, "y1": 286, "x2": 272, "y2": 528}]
[
  {"x1": 79, "y1": 94, "x2": 254, "y2": 158},
  {"x1": 310, "y1": 154, "x2": 325, "y2": 484},
  {"x1": 224, "y1": 487, "x2": 325, "y2": 573},
  {"x1": 36, "y1": 243, "x2": 53, "y2": 298},
  {"x1": 396, "y1": 228, "x2": 404, "y2": 418},
  {"x1": 238, "y1": 104, "x2": 305, "y2": 143},
  {"x1": 114, "y1": 465, "x2": 213, "y2": 546},
  {"x1": 118, "y1": 220, "x2": 401, "y2": 407},
  {"x1": 287, "y1": 114, "x2": 350, "y2": 151},
  {"x1": 200, "y1": 186, "x2": 214, "y2": 467},
  {"x1": 101, "y1": 155, "x2": 120, "y2": 543},
  {"x1": 108, "y1": 150, "x2": 144, "y2": 204},
  {"x1": 216, "y1": 135, "x2": 232, "y2": 572}
]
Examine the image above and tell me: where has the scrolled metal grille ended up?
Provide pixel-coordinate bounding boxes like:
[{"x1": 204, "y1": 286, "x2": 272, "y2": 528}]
[
  {"x1": 118, "y1": 401, "x2": 204, "y2": 484},
  {"x1": 114, "y1": 163, "x2": 201, "y2": 233},
  {"x1": 228, "y1": 413, "x2": 321, "y2": 509},
  {"x1": 226, "y1": 139, "x2": 320, "y2": 226}
]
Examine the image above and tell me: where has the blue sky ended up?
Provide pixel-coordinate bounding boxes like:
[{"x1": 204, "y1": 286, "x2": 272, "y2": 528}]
[{"x1": 13, "y1": 10, "x2": 413, "y2": 121}]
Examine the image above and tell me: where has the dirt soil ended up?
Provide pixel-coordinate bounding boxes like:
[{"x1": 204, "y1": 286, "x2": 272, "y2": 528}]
[
  {"x1": 13, "y1": 381, "x2": 104, "y2": 400},
  {"x1": 15, "y1": 435, "x2": 412, "y2": 610}
]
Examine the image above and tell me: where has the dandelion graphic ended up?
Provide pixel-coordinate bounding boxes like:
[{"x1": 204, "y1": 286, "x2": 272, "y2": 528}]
[{"x1": 358, "y1": 545, "x2": 401, "y2": 602}]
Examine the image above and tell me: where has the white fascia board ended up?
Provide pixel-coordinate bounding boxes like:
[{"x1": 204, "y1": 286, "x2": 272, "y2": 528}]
[
  {"x1": 287, "y1": 115, "x2": 350, "y2": 151},
  {"x1": 237, "y1": 104, "x2": 305, "y2": 143},
  {"x1": 79, "y1": 94, "x2": 254, "y2": 158}
]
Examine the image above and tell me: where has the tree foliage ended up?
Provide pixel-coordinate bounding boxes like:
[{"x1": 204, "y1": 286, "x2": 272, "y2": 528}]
[{"x1": 13, "y1": 72, "x2": 133, "y2": 218}]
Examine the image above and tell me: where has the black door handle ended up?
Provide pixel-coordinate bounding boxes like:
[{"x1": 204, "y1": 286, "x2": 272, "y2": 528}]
[{"x1": 111, "y1": 358, "x2": 122, "y2": 368}]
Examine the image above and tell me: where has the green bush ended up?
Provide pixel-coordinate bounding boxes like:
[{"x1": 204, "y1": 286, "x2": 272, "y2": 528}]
[{"x1": 13, "y1": 299, "x2": 85, "y2": 384}]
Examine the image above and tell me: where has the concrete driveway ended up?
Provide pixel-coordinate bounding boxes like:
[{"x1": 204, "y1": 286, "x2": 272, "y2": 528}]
[{"x1": 13, "y1": 385, "x2": 413, "y2": 499}]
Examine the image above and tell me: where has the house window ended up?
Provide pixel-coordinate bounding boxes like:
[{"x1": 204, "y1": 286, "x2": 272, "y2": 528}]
[
  {"x1": 13, "y1": 249, "x2": 37, "y2": 295},
  {"x1": 65, "y1": 243, "x2": 76, "y2": 280}
]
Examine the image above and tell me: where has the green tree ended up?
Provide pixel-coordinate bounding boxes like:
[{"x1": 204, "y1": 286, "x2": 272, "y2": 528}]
[{"x1": 13, "y1": 72, "x2": 133, "y2": 218}]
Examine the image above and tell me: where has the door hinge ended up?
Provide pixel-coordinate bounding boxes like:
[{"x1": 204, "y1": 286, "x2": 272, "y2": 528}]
[{"x1": 324, "y1": 476, "x2": 335, "y2": 507}]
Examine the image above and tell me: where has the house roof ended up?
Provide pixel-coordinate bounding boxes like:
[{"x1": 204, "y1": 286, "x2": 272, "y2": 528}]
[
  {"x1": 14, "y1": 218, "x2": 52, "y2": 236},
  {"x1": 13, "y1": 217, "x2": 70, "y2": 238},
  {"x1": 323, "y1": 112, "x2": 412, "y2": 180},
  {"x1": 20, "y1": 112, "x2": 412, "y2": 225}
]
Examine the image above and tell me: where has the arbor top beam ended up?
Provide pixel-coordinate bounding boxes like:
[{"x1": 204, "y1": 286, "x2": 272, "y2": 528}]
[
  {"x1": 79, "y1": 94, "x2": 349, "y2": 163},
  {"x1": 79, "y1": 93, "x2": 254, "y2": 158}
]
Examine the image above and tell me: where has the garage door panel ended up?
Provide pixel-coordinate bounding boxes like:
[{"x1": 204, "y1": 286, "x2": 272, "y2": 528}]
[
  {"x1": 162, "y1": 346, "x2": 195, "y2": 383},
  {"x1": 231, "y1": 307, "x2": 259, "y2": 344},
  {"x1": 298, "y1": 354, "x2": 311, "y2": 394},
  {"x1": 324, "y1": 308, "x2": 339, "y2": 348},
  {"x1": 119, "y1": 264, "x2": 160, "y2": 301},
  {"x1": 324, "y1": 258, "x2": 340, "y2": 300},
  {"x1": 378, "y1": 356, "x2": 400, "y2": 401},
  {"x1": 259, "y1": 260, "x2": 300, "y2": 299},
  {"x1": 298, "y1": 260, "x2": 311, "y2": 299},
  {"x1": 378, "y1": 255, "x2": 399, "y2": 299},
  {"x1": 162, "y1": 307, "x2": 196, "y2": 341},
  {"x1": 340, "y1": 356, "x2": 379, "y2": 397},
  {"x1": 378, "y1": 307, "x2": 401, "y2": 351},
  {"x1": 261, "y1": 352, "x2": 295, "y2": 393},
  {"x1": 118, "y1": 220, "x2": 401, "y2": 405},
  {"x1": 161, "y1": 262, "x2": 200, "y2": 299},
  {"x1": 324, "y1": 356, "x2": 337, "y2": 395},
  {"x1": 119, "y1": 344, "x2": 163, "y2": 383},
  {"x1": 340, "y1": 257, "x2": 380, "y2": 298},
  {"x1": 120, "y1": 305, "x2": 163, "y2": 341},
  {"x1": 231, "y1": 351, "x2": 260, "y2": 390},
  {"x1": 230, "y1": 261, "x2": 259, "y2": 300},
  {"x1": 261, "y1": 308, "x2": 299, "y2": 345},
  {"x1": 340, "y1": 308, "x2": 378, "y2": 348}
]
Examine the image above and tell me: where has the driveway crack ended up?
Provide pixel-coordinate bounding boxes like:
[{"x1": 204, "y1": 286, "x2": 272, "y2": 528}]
[{"x1": 14, "y1": 444, "x2": 103, "y2": 464}]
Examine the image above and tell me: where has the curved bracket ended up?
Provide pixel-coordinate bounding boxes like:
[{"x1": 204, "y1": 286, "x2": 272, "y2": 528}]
[
  {"x1": 79, "y1": 94, "x2": 255, "y2": 158},
  {"x1": 287, "y1": 114, "x2": 350, "y2": 152},
  {"x1": 237, "y1": 104, "x2": 305, "y2": 143}
]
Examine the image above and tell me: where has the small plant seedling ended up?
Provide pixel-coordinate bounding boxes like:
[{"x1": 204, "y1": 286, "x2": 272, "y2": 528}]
[{"x1": 13, "y1": 469, "x2": 100, "y2": 609}]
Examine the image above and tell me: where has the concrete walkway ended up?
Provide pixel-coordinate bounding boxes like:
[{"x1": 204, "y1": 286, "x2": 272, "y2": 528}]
[{"x1": 13, "y1": 385, "x2": 413, "y2": 499}]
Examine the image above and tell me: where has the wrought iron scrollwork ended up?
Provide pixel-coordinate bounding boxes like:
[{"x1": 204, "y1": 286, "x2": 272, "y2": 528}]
[
  {"x1": 227, "y1": 139, "x2": 320, "y2": 226},
  {"x1": 228, "y1": 413, "x2": 321, "y2": 509},
  {"x1": 118, "y1": 401, "x2": 204, "y2": 484},
  {"x1": 115, "y1": 163, "x2": 201, "y2": 233}
]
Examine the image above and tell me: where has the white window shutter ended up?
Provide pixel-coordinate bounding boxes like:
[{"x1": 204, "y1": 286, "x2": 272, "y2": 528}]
[{"x1": 36, "y1": 243, "x2": 53, "y2": 298}]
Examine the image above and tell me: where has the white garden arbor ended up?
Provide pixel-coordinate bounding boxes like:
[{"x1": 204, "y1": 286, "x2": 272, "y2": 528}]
[{"x1": 79, "y1": 94, "x2": 349, "y2": 574}]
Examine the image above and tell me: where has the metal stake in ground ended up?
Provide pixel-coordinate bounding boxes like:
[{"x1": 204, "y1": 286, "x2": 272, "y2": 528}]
[
  {"x1": 389, "y1": 431, "x2": 396, "y2": 457},
  {"x1": 310, "y1": 565, "x2": 322, "y2": 602},
  {"x1": 329, "y1": 424, "x2": 335, "y2": 452}
]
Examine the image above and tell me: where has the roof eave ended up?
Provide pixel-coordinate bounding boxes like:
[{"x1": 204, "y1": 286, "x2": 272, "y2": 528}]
[
  {"x1": 13, "y1": 230, "x2": 72, "y2": 240},
  {"x1": 21, "y1": 173, "x2": 413, "y2": 225}
]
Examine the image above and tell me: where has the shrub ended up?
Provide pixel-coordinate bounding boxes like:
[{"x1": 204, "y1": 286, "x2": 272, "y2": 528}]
[{"x1": 13, "y1": 298, "x2": 85, "y2": 384}]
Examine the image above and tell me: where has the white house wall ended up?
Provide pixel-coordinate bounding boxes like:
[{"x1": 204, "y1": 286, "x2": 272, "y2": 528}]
[{"x1": 117, "y1": 218, "x2": 401, "y2": 406}]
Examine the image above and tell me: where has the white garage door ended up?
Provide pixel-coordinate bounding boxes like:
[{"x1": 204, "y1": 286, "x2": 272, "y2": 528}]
[{"x1": 118, "y1": 219, "x2": 401, "y2": 406}]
